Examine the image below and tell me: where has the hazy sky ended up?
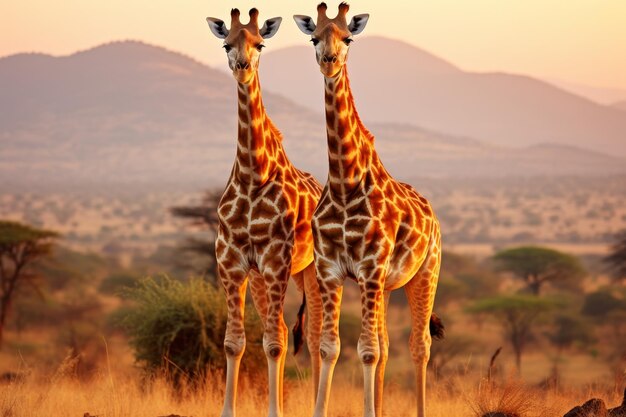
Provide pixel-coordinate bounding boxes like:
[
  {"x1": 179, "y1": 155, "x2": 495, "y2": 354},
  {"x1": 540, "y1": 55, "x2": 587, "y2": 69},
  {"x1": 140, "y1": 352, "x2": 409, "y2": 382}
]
[{"x1": 2, "y1": 0, "x2": 625, "y2": 89}]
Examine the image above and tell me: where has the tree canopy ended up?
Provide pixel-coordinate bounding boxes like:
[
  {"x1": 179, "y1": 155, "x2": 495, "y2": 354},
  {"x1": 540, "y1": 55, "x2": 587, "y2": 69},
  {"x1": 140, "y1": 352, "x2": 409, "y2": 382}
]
[
  {"x1": 0, "y1": 220, "x2": 59, "y2": 248},
  {"x1": 0, "y1": 220, "x2": 59, "y2": 346},
  {"x1": 169, "y1": 191, "x2": 221, "y2": 282},
  {"x1": 468, "y1": 294, "x2": 560, "y2": 371},
  {"x1": 604, "y1": 230, "x2": 626, "y2": 283},
  {"x1": 493, "y1": 246, "x2": 586, "y2": 295}
]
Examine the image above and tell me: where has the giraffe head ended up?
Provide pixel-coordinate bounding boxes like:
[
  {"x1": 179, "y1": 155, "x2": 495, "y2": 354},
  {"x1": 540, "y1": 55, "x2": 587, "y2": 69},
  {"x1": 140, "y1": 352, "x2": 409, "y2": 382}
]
[
  {"x1": 207, "y1": 8, "x2": 282, "y2": 84},
  {"x1": 294, "y1": 2, "x2": 369, "y2": 78}
]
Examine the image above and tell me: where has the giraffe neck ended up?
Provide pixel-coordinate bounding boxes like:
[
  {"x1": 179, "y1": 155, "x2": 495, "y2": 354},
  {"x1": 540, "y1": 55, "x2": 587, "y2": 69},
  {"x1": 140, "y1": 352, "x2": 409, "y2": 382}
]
[
  {"x1": 234, "y1": 72, "x2": 283, "y2": 185},
  {"x1": 324, "y1": 67, "x2": 375, "y2": 197}
]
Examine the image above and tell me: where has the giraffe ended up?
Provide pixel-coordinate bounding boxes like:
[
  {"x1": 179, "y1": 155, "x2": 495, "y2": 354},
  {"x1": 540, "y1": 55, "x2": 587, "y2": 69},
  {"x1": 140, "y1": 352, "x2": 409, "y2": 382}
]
[
  {"x1": 206, "y1": 8, "x2": 323, "y2": 417},
  {"x1": 294, "y1": 3, "x2": 444, "y2": 417}
]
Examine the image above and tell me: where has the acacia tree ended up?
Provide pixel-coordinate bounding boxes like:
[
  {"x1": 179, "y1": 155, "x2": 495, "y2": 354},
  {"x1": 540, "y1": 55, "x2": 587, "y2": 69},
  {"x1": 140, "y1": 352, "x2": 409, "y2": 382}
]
[
  {"x1": 469, "y1": 295, "x2": 558, "y2": 372},
  {"x1": 581, "y1": 288, "x2": 626, "y2": 385},
  {"x1": 0, "y1": 221, "x2": 59, "y2": 346},
  {"x1": 169, "y1": 191, "x2": 221, "y2": 283},
  {"x1": 493, "y1": 246, "x2": 585, "y2": 295},
  {"x1": 605, "y1": 230, "x2": 626, "y2": 283}
]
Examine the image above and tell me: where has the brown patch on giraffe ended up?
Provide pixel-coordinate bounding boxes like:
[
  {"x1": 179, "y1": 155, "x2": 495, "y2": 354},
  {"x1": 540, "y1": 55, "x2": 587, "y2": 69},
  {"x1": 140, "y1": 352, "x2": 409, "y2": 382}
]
[
  {"x1": 336, "y1": 122, "x2": 349, "y2": 141},
  {"x1": 237, "y1": 127, "x2": 248, "y2": 142},
  {"x1": 325, "y1": 109, "x2": 336, "y2": 128},
  {"x1": 231, "y1": 231, "x2": 249, "y2": 249},
  {"x1": 238, "y1": 104, "x2": 248, "y2": 122},
  {"x1": 325, "y1": 92, "x2": 334, "y2": 107},
  {"x1": 255, "y1": 199, "x2": 278, "y2": 219},
  {"x1": 328, "y1": 159, "x2": 341, "y2": 180},
  {"x1": 336, "y1": 77, "x2": 345, "y2": 91},
  {"x1": 336, "y1": 95, "x2": 348, "y2": 114},
  {"x1": 270, "y1": 219, "x2": 287, "y2": 237},
  {"x1": 364, "y1": 281, "x2": 380, "y2": 295},
  {"x1": 249, "y1": 223, "x2": 270, "y2": 237},
  {"x1": 235, "y1": 198, "x2": 250, "y2": 215}
]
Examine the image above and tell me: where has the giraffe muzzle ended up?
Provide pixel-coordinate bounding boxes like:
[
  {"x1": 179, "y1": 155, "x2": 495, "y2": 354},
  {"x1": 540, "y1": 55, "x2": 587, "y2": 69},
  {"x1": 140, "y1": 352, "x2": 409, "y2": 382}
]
[
  {"x1": 322, "y1": 54, "x2": 338, "y2": 64},
  {"x1": 235, "y1": 61, "x2": 250, "y2": 70}
]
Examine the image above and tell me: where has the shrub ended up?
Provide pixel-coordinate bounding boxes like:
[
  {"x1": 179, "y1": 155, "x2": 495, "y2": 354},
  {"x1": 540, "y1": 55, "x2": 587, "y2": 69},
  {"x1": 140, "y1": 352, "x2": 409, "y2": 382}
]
[
  {"x1": 121, "y1": 276, "x2": 264, "y2": 385},
  {"x1": 99, "y1": 272, "x2": 141, "y2": 296}
]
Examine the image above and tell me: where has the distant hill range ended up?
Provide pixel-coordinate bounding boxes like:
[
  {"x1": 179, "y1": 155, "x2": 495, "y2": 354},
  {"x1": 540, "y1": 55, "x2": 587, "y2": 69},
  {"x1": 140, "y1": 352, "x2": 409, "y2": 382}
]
[
  {"x1": 0, "y1": 40, "x2": 625, "y2": 189},
  {"x1": 613, "y1": 101, "x2": 626, "y2": 112},
  {"x1": 261, "y1": 36, "x2": 626, "y2": 156},
  {"x1": 545, "y1": 78, "x2": 626, "y2": 106}
]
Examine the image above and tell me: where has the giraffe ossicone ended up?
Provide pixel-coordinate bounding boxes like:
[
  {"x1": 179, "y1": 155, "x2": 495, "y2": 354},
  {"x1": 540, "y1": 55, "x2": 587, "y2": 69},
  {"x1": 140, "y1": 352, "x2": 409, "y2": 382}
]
[
  {"x1": 295, "y1": 3, "x2": 443, "y2": 417},
  {"x1": 206, "y1": 8, "x2": 323, "y2": 417}
]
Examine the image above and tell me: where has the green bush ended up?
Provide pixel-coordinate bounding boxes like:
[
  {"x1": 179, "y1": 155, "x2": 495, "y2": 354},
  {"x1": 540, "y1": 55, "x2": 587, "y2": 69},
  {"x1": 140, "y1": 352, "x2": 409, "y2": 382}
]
[
  {"x1": 99, "y1": 272, "x2": 141, "y2": 296},
  {"x1": 121, "y1": 276, "x2": 265, "y2": 384}
]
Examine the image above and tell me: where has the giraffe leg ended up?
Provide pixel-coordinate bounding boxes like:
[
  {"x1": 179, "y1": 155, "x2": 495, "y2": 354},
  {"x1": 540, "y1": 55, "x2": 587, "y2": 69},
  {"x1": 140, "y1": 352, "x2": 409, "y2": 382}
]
[
  {"x1": 263, "y1": 270, "x2": 290, "y2": 417},
  {"x1": 404, "y1": 235, "x2": 441, "y2": 417},
  {"x1": 374, "y1": 291, "x2": 390, "y2": 417},
  {"x1": 248, "y1": 270, "x2": 269, "y2": 322},
  {"x1": 358, "y1": 275, "x2": 384, "y2": 417},
  {"x1": 278, "y1": 317, "x2": 288, "y2": 414},
  {"x1": 303, "y1": 262, "x2": 322, "y2": 400},
  {"x1": 250, "y1": 270, "x2": 287, "y2": 415},
  {"x1": 312, "y1": 279, "x2": 343, "y2": 417},
  {"x1": 219, "y1": 268, "x2": 248, "y2": 417}
]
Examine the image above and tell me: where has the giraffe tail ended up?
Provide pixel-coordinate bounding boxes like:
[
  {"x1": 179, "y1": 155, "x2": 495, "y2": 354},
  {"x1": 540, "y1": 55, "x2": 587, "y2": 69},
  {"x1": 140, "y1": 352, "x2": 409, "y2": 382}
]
[
  {"x1": 429, "y1": 312, "x2": 445, "y2": 340},
  {"x1": 292, "y1": 293, "x2": 306, "y2": 355}
]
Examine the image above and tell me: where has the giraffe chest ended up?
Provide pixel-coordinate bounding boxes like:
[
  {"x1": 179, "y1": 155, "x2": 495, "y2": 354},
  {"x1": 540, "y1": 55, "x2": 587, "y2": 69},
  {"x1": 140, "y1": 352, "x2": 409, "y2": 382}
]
[
  {"x1": 216, "y1": 179, "x2": 316, "y2": 275},
  {"x1": 312, "y1": 186, "x2": 434, "y2": 288}
]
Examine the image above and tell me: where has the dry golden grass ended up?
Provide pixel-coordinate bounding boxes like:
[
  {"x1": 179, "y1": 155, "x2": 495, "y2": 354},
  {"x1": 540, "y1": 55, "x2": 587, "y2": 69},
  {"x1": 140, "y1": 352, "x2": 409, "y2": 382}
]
[{"x1": 2, "y1": 364, "x2": 622, "y2": 417}]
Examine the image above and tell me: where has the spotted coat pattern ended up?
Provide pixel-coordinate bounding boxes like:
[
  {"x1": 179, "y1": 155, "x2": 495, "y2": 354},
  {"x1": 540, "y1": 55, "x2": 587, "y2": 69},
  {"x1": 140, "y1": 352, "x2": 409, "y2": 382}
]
[
  {"x1": 209, "y1": 8, "x2": 323, "y2": 417},
  {"x1": 297, "y1": 4, "x2": 442, "y2": 417}
]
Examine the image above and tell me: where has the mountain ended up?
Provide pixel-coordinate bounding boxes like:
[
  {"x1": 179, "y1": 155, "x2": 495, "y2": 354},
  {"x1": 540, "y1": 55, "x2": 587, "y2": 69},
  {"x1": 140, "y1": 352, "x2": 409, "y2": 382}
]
[
  {"x1": 545, "y1": 78, "x2": 626, "y2": 105},
  {"x1": 1, "y1": 40, "x2": 625, "y2": 190},
  {"x1": 260, "y1": 36, "x2": 626, "y2": 156},
  {"x1": 613, "y1": 101, "x2": 626, "y2": 112},
  {"x1": 0, "y1": 41, "x2": 325, "y2": 187}
]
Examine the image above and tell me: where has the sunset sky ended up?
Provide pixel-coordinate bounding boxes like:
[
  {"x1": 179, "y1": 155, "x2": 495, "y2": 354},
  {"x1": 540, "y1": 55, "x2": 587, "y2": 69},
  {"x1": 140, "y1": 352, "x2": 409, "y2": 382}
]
[{"x1": 2, "y1": 0, "x2": 626, "y2": 91}]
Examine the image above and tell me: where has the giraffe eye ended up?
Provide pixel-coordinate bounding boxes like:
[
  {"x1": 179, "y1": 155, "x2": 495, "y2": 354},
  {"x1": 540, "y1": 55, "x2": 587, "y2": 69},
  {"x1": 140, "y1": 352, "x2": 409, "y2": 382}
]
[
  {"x1": 223, "y1": 44, "x2": 232, "y2": 53},
  {"x1": 343, "y1": 38, "x2": 354, "y2": 46},
  {"x1": 256, "y1": 44, "x2": 265, "y2": 52},
  {"x1": 311, "y1": 38, "x2": 320, "y2": 46}
]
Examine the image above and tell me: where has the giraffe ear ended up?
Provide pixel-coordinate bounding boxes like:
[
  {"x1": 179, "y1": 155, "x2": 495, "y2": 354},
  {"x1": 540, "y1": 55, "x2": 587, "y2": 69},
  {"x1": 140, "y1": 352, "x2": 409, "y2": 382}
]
[
  {"x1": 293, "y1": 15, "x2": 316, "y2": 35},
  {"x1": 348, "y1": 14, "x2": 369, "y2": 35},
  {"x1": 260, "y1": 17, "x2": 282, "y2": 39},
  {"x1": 206, "y1": 17, "x2": 229, "y2": 39}
]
